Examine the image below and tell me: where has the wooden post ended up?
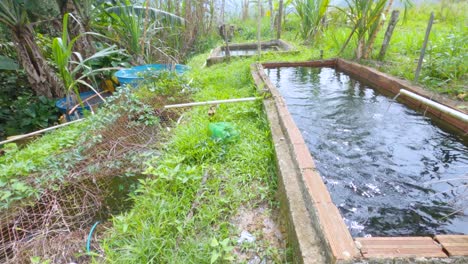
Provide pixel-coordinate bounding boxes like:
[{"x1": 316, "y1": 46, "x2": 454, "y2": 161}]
[
  {"x1": 414, "y1": 12, "x2": 434, "y2": 82},
  {"x1": 277, "y1": 0, "x2": 283, "y2": 39},
  {"x1": 222, "y1": 25, "x2": 231, "y2": 60},
  {"x1": 221, "y1": 0, "x2": 225, "y2": 23},
  {"x1": 378, "y1": 10, "x2": 400, "y2": 61},
  {"x1": 269, "y1": 0, "x2": 274, "y2": 34},
  {"x1": 257, "y1": 0, "x2": 262, "y2": 57}
]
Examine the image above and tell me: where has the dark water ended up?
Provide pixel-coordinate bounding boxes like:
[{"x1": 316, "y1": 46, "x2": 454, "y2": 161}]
[
  {"x1": 266, "y1": 67, "x2": 468, "y2": 237},
  {"x1": 220, "y1": 46, "x2": 279, "y2": 56}
]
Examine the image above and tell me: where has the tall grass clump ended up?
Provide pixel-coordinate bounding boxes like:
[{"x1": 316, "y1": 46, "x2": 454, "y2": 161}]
[
  {"x1": 337, "y1": 0, "x2": 388, "y2": 59},
  {"x1": 104, "y1": 0, "x2": 184, "y2": 64},
  {"x1": 293, "y1": 0, "x2": 330, "y2": 44}
]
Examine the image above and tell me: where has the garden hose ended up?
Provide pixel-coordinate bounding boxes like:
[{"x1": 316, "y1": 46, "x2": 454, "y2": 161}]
[{"x1": 86, "y1": 221, "x2": 100, "y2": 253}]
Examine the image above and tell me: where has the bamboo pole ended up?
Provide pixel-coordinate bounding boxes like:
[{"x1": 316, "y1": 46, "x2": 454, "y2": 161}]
[
  {"x1": 414, "y1": 12, "x2": 434, "y2": 82},
  {"x1": 257, "y1": 0, "x2": 262, "y2": 57}
]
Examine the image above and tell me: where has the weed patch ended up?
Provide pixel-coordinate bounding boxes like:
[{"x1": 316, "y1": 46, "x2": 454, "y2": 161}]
[{"x1": 100, "y1": 59, "x2": 287, "y2": 263}]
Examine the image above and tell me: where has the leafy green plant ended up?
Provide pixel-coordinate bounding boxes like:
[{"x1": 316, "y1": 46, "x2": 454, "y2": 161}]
[
  {"x1": 0, "y1": 92, "x2": 59, "y2": 137},
  {"x1": 424, "y1": 34, "x2": 467, "y2": 82},
  {"x1": 30, "y1": 256, "x2": 51, "y2": 264},
  {"x1": 0, "y1": 0, "x2": 64, "y2": 98},
  {"x1": 337, "y1": 0, "x2": 388, "y2": 59},
  {"x1": 104, "y1": 1, "x2": 183, "y2": 64},
  {"x1": 293, "y1": 0, "x2": 330, "y2": 43},
  {"x1": 209, "y1": 237, "x2": 235, "y2": 263},
  {"x1": 52, "y1": 13, "x2": 121, "y2": 110},
  {"x1": 0, "y1": 55, "x2": 18, "y2": 70},
  {"x1": 0, "y1": 84, "x2": 165, "y2": 210}
]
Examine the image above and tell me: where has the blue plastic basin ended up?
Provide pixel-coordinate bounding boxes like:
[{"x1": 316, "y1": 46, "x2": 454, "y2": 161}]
[
  {"x1": 56, "y1": 91, "x2": 109, "y2": 120},
  {"x1": 114, "y1": 64, "x2": 189, "y2": 87}
]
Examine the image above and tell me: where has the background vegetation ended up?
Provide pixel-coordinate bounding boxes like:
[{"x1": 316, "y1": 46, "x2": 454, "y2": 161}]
[{"x1": 0, "y1": 0, "x2": 466, "y2": 262}]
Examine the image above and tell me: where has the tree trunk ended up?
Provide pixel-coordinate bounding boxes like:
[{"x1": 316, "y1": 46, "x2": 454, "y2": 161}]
[
  {"x1": 196, "y1": 0, "x2": 205, "y2": 33},
  {"x1": 12, "y1": 25, "x2": 64, "y2": 98},
  {"x1": 175, "y1": 0, "x2": 181, "y2": 17},
  {"x1": 257, "y1": 0, "x2": 261, "y2": 56},
  {"x1": 242, "y1": 0, "x2": 249, "y2": 21},
  {"x1": 221, "y1": 0, "x2": 225, "y2": 23},
  {"x1": 63, "y1": 0, "x2": 95, "y2": 58},
  {"x1": 363, "y1": 0, "x2": 394, "y2": 59},
  {"x1": 269, "y1": 0, "x2": 274, "y2": 33},
  {"x1": 378, "y1": 10, "x2": 400, "y2": 60},
  {"x1": 277, "y1": 0, "x2": 283, "y2": 39},
  {"x1": 208, "y1": 0, "x2": 215, "y2": 32},
  {"x1": 182, "y1": 0, "x2": 197, "y2": 56},
  {"x1": 356, "y1": 38, "x2": 365, "y2": 60}
]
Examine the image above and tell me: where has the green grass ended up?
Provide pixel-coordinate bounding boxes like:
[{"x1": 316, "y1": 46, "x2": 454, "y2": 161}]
[
  {"x1": 0, "y1": 86, "x2": 162, "y2": 210},
  {"x1": 1, "y1": 2, "x2": 465, "y2": 261},
  {"x1": 100, "y1": 58, "x2": 288, "y2": 263},
  {"x1": 0, "y1": 121, "x2": 88, "y2": 209}
]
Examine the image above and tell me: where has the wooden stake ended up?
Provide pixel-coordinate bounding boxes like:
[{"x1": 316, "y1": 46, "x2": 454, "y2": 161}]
[
  {"x1": 257, "y1": 0, "x2": 262, "y2": 57},
  {"x1": 277, "y1": 0, "x2": 283, "y2": 39},
  {"x1": 414, "y1": 12, "x2": 434, "y2": 82},
  {"x1": 378, "y1": 10, "x2": 400, "y2": 61}
]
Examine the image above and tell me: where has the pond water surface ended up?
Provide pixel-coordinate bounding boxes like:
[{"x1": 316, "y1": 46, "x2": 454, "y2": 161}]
[
  {"x1": 266, "y1": 67, "x2": 468, "y2": 237},
  {"x1": 220, "y1": 46, "x2": 279, "y2": 56}
]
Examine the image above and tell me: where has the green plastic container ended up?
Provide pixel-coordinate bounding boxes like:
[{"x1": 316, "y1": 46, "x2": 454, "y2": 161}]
[{"x1": 208, "y1": 122, "x2": 239, "y2": 142}]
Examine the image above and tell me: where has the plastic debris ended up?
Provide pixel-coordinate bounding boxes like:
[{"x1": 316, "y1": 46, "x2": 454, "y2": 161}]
[
  {"x1": 208, "y1": 122, "x2": 239, "y2": 142},
  {"x1": 238, "y1": 230, "x2": 256, "y2": 244}
]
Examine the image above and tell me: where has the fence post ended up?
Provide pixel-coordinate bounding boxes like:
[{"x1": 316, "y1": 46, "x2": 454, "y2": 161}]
[
  {"x1": 414, "y1": 12, "x2": 434, "y2": 82},
  {"x1": 277, "y1": 0, "x2": 283, "y2": 39},
  {"x1": 257, "y1": 0, "x2": 262, "y2": 57}
]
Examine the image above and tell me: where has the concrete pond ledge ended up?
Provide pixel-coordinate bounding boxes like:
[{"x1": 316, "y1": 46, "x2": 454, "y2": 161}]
[
  {"x1": 206, "y1": 39, "x2": 297, "y2": 66},
  {"x1": 250, "y1": 60, "x2": 468, "y2": 263}
]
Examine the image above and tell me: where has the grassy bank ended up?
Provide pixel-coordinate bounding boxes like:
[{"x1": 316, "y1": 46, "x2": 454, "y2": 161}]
[{"x1": 99, "y1": 57, "x2": 289, "y2": 263}]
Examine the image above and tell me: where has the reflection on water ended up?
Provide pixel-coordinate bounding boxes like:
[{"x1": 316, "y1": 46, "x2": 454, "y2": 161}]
[
  {"x1": 220, "y1": 46, "x2": 279, "y2": 56},
  {"x1": 266, "y1": 67, "x2": 468, "y2": 237}
]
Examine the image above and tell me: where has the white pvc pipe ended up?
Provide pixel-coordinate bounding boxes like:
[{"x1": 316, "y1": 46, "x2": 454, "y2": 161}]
[
  {"x1": 164, "y1": 97, "x2": 259, "y2": 109},
  {"x1": 1, "y1": 97, "x2": 261, "y2": 146},
  {"x1": 399, "y1": 89, "x2": 468, "y2": 123},
  {"x1": 0, "y1": 119, "x2": 85, "y2": 146}
]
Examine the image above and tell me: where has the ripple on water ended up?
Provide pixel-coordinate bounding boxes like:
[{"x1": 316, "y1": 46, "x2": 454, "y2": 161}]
[{"x1": 266, "y1": 67, "x2": 468, "y2": 237}]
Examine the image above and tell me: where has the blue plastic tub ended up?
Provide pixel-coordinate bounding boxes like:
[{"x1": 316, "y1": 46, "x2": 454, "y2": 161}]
[
  {"x1": 56, "y1": 91, "x2": 109, "y2": 120},
  {"x1": 114, "y1": 64, "x2": 189, "y2": 87}
]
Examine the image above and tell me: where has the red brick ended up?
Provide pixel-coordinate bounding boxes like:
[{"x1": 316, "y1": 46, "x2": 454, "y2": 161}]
[
  {"x1": 315, "y1": 203, "x2": 360, "y2": 261},
  {"x1": 356, "y1": 237, "x2": 447, "y2": 258},
  {"x1": 435, "y1": 235, "x2": 468, "y2": 256},
  {"x1": 301, "y1": 168, "x2": 332, "y2": 203}
]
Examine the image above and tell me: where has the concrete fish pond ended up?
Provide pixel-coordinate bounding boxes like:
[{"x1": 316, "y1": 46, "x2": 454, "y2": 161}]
[
  {"x1": 206, "y1": 39, "x2": 296, "y2": 66},
  {"x1": 251, "y1": 59, "x2": 468, "y2": 263}
]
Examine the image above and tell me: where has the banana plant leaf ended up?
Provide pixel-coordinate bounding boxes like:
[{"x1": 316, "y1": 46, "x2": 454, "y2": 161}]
[
  {"x1": 0, "y1": 55, "x2": 19, "y2": 70},
  {"x1": 105, "y1": 6, "x2": 184, "y2": 25}
]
